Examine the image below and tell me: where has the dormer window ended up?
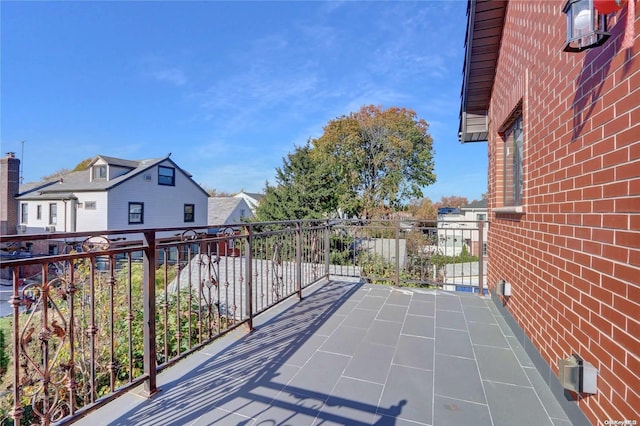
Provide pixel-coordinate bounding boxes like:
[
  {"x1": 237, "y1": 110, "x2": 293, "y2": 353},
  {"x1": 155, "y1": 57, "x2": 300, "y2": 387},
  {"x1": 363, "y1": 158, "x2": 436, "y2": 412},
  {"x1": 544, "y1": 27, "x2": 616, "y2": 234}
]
[
  {"x1": 158, "y1": 166, "x2": 175, "y2": 186},
  {"x1": 93, "y1": 165, "x2": 107, "y2": 180}
]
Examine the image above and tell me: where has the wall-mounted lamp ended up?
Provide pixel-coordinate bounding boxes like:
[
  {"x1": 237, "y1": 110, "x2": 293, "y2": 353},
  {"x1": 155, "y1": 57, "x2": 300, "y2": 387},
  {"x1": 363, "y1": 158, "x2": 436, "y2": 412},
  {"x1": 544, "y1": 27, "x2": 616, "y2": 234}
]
[
  {"x1": 563, "y1": 0, "x2": 611, "y2": 52},
  {"x1": 558, "y1": 353, "x2": 599, "y2": 394}
]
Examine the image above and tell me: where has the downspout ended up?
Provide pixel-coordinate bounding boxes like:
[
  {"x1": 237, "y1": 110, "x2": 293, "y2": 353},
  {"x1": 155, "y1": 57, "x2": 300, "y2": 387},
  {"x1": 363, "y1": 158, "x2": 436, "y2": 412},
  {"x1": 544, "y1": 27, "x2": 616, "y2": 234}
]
[
  {"x1": 63, "y1": 200, "x2": 67, "y2": 232},
  {"x1": 62, "y1": 197, "x2": 77, "y2": 232},
  {"x1": 69, "y1": 198, "x2": 77, "y2": 232}
]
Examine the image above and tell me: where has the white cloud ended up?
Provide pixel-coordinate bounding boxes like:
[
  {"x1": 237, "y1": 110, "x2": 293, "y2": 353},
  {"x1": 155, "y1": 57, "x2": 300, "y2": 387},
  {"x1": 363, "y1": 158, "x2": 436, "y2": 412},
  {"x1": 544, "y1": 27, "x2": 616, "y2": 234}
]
[{"x1": 152, "y1": 68, "x2": 187, "y2": 87}]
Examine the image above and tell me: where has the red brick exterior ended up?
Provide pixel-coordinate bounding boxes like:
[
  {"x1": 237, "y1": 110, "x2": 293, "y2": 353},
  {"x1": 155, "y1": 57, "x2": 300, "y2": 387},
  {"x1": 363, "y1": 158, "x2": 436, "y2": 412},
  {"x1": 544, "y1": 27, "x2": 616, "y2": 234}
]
[
  {"x1": 0, "y1": 153, "x2": 20, "y2": 235},
  {"x1": 486, "y1": 1, "x2": 639, "y2": 424}
]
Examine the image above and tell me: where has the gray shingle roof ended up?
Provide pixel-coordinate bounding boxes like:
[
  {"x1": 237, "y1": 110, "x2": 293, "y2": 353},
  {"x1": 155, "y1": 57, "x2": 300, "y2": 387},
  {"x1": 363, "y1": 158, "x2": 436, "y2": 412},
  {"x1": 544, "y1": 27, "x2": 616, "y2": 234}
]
[
  {"x1": 17, "y1": 155, "x2": 167, "y2": 199},
  {"x1": 208, "y1": 197, "x2": 244, "y2": 225},
  {"x1": 463, "y1": 199, "x2": 487, "y2": 209}
]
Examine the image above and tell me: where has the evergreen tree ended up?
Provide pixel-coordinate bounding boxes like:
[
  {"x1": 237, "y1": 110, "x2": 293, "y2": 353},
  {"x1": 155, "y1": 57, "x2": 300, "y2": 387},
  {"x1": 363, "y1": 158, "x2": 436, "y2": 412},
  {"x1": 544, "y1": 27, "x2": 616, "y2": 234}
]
[{"x1": 255, "y1": 142, "x2": 341, "y2": 221}]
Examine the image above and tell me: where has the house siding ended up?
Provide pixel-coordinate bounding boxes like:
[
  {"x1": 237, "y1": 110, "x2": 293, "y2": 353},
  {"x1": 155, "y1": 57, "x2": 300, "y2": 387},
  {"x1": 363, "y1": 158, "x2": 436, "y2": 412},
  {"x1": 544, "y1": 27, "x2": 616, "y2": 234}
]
[
  {"x1": 75, "y1": 192, "x2": 109, "y2": 231},
  {"x1": 486, "y1": 1, "x2": 639, "y2": 424},
  {"x1": 107, "y1": 160, "x2": 208, "y2": 230}
]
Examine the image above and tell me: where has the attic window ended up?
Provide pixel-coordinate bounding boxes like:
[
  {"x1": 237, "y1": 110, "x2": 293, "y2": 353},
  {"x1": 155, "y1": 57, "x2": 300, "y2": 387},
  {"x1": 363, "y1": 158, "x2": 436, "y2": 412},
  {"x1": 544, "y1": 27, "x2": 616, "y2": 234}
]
[
  {"x1": 158, "y1": 166, "x2": 175, "y2": 186},
  {"x1": 93, "y1": 165, "x2": 107, "y2": 180}
]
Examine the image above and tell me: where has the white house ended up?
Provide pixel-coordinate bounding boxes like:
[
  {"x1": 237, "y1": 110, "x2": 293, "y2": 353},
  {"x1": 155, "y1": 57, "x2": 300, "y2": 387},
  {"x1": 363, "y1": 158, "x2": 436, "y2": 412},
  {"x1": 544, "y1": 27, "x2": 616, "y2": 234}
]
[
  {"x1": 207, "y1": 197, "x2": 253, "y2": 227},
  {"x1": 15, "y1": 154, "x2": 209, "y2": 234},
  {"x1": 436, "y1": 200, "x2": 488, "y2": 257},
  {"x1": 233, "y1": 190, "x2": 264, "y2": 213}
]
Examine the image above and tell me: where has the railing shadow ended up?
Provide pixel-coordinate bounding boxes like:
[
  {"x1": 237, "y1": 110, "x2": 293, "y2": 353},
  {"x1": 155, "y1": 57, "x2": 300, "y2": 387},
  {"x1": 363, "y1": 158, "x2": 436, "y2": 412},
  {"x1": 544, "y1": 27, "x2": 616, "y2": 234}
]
[{"x1": 100, "y1": 279, "x2": 407, "y2": 425}]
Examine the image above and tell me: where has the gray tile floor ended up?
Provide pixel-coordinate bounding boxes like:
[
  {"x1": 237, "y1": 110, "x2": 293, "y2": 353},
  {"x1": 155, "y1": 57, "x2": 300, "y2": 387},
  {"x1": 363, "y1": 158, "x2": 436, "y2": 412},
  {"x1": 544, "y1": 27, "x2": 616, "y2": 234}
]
[{"x1": 74, "y1": 279, "x2": 572, "y2": 426}]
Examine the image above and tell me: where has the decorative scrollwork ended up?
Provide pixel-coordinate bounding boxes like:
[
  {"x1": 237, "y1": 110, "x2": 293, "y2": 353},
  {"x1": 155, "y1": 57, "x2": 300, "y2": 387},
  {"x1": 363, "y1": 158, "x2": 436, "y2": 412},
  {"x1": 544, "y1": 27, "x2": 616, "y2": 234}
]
[
  {"x1": 81, "y1": 236, "x2": 110, "y2": 252},
  {"x1": 180, "y1": 229, "x2": 202, "y2": 242},
  {"x1": 19, "y1": 276, "x2": 71, "y2": 425},
  {"x1": 271, "y1": 242, "x2": 284, "y2": 301},
  {"x1": 310, "y1": 234, "x2": 320, "y2": 279}
]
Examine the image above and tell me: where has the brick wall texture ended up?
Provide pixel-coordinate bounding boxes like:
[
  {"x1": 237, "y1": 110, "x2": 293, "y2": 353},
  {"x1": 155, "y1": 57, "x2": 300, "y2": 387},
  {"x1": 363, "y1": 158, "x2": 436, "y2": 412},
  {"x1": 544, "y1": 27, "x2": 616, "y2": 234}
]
[
  {"x1": 486, "y1": 1, "x2": 639, "y2": 424},
  {"x1": 0, "y1": 155, "x2": 20, "y2": 235}
]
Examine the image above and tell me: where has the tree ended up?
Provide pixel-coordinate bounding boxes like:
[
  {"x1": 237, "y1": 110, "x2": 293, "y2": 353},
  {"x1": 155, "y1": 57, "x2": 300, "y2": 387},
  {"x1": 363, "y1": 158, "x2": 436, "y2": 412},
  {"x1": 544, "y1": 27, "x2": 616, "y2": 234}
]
[
  {"x1": 40, "y1": 157, "x2": 93, "y2": 180},
  {"x1": 434, "y1": 195, "x2": 469, "y2": 211},
  {"x1": 201, "y1": 186, "x2": 234, "y2": 197},
  {"x1": 312, "y1": 105, "x2": 436, "y2": 217},
  {"x1": 40, "y1": 168, "x2": 72, "y2": 181},
  {"x1": 469, "y1": 192, "x2": 488, "y2": 205},
  {"x1": 255, "y1": 142, "x2": 341, "y2": 221},
  {"x1": 409, "y1": 197, "x2": 437, "y2": 221},
  {"x1": 72, "y1": 157, "x2": 93, "y2": 172}
]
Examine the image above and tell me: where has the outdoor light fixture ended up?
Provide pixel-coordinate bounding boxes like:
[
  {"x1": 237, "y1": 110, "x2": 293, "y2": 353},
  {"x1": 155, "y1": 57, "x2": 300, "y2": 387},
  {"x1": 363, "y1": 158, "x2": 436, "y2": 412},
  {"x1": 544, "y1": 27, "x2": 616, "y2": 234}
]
[{"x1": 563, "y1": 0, "x2": 611, "y2": 52}]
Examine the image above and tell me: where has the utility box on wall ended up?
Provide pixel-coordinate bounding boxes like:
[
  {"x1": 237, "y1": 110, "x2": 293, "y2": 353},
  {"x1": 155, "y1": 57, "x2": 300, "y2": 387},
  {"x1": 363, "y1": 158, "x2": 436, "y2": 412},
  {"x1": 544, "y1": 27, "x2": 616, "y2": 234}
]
[
  {"x1": 558, "y1": 354, "x2": 598, "y2": 394},
  {"x1": 496, "y1": 279, "x2": 512, "y2": 297}
]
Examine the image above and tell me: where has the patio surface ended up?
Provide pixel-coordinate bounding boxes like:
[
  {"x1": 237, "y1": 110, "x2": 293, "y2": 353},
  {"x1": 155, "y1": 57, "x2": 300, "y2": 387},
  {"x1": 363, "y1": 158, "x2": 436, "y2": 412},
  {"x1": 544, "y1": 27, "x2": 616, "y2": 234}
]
[{"x1": 73, "y1": 279, "x2": 574, "y2": 426}]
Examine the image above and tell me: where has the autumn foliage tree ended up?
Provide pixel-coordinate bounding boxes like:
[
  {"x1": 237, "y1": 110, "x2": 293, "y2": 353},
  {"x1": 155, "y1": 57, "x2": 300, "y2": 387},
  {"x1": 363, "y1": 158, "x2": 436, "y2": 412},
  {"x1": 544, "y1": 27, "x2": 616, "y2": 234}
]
[
  {"x1": 312, "y1": 105, "x2": 436, "y2": 217},
  {"x1": 408, "y1": 197, "x2": 438, "y2": 221},
  {"x1": 408, "y1": 195, "x2": 474, "y2": 221},
  {"x1": 257, "y1": 105, "x2": 436, "y2": 220},
  {"x1": 435, "y1": 195, "x2": 469, "y2": 209}
]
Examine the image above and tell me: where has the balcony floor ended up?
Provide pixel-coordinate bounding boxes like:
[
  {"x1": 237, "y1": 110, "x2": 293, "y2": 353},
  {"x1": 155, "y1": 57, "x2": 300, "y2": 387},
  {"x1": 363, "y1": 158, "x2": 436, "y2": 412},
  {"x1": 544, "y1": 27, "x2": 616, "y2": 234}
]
[{"x1": 74, "y1": 279, "x2": 572, "y2": 426}]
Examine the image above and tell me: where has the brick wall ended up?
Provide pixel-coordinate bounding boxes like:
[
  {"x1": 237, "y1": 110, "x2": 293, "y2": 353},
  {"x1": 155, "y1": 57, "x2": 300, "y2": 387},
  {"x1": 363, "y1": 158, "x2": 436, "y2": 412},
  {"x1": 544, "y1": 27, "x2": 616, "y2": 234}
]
[
  {"x1": 0, "y1": 153, "x2": 20, "y2": 235},
  {"x1": 487, "y1": 1, "x2": 639, "y2": 424}
]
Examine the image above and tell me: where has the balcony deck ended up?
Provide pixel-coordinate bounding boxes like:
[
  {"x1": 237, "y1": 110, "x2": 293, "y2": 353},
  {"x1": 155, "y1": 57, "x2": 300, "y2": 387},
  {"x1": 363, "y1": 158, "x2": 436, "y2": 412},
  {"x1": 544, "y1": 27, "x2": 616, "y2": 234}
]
[{"x1": 74, "y1": 278, "x2": 571, "y2": 426}]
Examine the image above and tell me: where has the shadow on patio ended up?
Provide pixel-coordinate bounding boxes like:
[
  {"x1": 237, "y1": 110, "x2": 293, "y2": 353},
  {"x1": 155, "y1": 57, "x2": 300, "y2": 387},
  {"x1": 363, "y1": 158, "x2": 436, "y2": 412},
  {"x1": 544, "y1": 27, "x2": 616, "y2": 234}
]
[{"x1": 72, "y1": 278, "x2": 574, "y2": 426}]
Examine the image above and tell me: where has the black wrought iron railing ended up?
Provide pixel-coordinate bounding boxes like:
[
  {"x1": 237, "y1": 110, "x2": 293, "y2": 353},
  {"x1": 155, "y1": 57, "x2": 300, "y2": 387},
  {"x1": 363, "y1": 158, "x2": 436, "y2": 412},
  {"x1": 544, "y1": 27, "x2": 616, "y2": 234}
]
[{"x1": 0, "y1": 219, "x2": 485, "y2": 425}]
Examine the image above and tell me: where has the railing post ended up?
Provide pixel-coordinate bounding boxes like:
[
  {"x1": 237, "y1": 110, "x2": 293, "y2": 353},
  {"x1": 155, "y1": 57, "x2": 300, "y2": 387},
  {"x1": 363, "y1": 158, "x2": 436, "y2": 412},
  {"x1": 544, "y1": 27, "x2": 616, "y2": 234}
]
[
  {"x1": 296, "y1": 220, "x2": 303, "y2": 300},
  {"x1": 324, "y1": 219, "x2": 331, "y2": 280},
  {"x1": 395, "y1": 220, "x2": 400, "y2": 287},
  {"x1": 142, "y1": 231, "x2": 158, "y2": 397},
  {"x1": 9, "y1": 267, "x2": 24, "y2": 425},
  {"x1": 245, "y1": 224, "x2": 254, "y2": 331},
  {"x1": 478, "y1": 220, "x2": 485, "y2": 296}
]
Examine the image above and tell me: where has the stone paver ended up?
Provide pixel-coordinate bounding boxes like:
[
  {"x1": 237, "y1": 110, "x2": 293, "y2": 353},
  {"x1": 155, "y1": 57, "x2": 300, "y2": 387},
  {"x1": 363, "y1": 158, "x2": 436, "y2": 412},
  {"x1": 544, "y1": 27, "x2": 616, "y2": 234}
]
[{"x1": 75, "y1": 279, "x2": 573, "y2": 425}]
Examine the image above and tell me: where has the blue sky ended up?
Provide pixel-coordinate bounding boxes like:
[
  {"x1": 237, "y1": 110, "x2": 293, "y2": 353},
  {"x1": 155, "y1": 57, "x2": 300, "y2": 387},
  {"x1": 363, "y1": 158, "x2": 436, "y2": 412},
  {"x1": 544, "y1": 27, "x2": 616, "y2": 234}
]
[{"x1": 1, "y1": 0, "x2": 487, "y2": 202}]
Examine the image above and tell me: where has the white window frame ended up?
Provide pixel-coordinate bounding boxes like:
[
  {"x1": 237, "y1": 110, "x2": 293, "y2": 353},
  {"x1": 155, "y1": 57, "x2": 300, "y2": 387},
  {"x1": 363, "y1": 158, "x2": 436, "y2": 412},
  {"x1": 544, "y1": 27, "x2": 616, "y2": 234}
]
[{"x1": 503, "y1": 116, "x2": 523, "y2": 207}]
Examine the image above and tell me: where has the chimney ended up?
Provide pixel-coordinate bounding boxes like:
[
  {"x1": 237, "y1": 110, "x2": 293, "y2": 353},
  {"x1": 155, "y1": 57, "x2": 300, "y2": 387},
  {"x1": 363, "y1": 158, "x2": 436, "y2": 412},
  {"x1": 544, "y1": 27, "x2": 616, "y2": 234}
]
[{"x1": 1, "y1": 152, "x2": 21, "y2": 235}]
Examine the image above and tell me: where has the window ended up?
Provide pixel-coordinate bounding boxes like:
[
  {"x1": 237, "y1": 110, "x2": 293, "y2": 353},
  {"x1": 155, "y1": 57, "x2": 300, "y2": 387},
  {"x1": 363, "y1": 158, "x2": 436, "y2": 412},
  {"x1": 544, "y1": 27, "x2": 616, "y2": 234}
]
[
  {"x1": 476, "y1": 213, "x2": 487, "y2": 221},
  {"x1": 184, "y1": 204, "x2": 195, "y2": 222},
  {"x1": 20, "y1": 204, "x2": 28, "y2": 223},
  {"x1": 49, "y1": 203, "x2": 57, "y2": 225},
  {"x1": 128, "y1": 202, "x2": 144, "y2": 224},
  {"x1": 85, "y1": 201, "x2": 97, "y2": 210},
  {"x1": 158, "y1": 166, "x2": 175, "y2": 186},
  {"x1": 503, "y1": 115, "x2": 523, "y2": 206},
  {"x1": 36, "y1": 205, "x2": 42, "y2": 220},
  {"x1": 93, "y1": 165, "x2": 107, "y2": 180}
]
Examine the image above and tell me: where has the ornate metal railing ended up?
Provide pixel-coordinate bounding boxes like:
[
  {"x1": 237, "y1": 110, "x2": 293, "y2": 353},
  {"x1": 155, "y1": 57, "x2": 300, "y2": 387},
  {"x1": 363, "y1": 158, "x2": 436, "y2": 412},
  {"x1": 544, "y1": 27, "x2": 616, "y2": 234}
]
[
  {"x1": 0, "y1": 219, "x2": 484, "y2": 424},
  {"x1": 328, "y1": 219, "x2": 486, "y2": 291}
]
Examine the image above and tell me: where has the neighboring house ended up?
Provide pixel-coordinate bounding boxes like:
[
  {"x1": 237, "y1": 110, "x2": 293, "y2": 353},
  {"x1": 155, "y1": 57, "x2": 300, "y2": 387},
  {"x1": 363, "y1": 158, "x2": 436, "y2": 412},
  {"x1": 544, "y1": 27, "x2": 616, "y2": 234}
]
[
  {"x1": 437, "y1": 200, "x2": 488, "y2": 257},
  {"x1": 207, "y1": 197, "x2": 253, "y2": 228},
  {"x1": 9, "y1": 154, "x2": 209, "y2": 236},
  {"x1": 233, "y1": 190, "x2": 264, "y2": 213},
  {"x1": 459, "y1": 1, "x2": 638, "y2": 424}
]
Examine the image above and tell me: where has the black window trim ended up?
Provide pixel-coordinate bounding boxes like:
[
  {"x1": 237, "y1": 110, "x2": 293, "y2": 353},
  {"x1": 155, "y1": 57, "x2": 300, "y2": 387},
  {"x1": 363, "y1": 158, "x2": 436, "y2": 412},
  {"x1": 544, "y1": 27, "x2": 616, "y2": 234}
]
[
  {"x1": 184, "y1": 203, "x2": 195, "y2": 223},
  {"x1": 128, "y1": 202, "x2": 144, "y2": 224},
  {"x1": 158, "y1": 166, "x2": 176, "y2": 186}
]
